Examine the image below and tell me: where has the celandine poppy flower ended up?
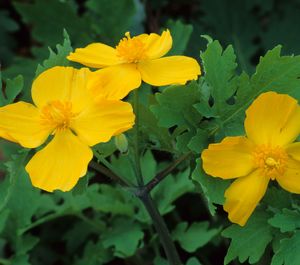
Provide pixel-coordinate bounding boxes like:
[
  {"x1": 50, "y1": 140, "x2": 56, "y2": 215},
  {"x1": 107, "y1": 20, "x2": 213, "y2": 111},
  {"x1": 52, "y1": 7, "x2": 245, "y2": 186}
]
[
  {"x1": 0, "y1": 66, "x2": 135, "y2": 192},
  {"x1": 201, "y1": 92, "x2": 300, "y2": 226},
  {"x1": 67, "y1": 30, "x2": 201, "y2": 100}
]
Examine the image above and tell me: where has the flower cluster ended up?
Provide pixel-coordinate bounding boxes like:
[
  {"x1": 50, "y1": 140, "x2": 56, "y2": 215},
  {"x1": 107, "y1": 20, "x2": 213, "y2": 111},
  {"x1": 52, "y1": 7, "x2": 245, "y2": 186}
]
[
  {"x1": 0, "y1": 30, "x2": 200, "y2": 192},
  {"x1": 202, "y1": 92, "x2": 300, "y2": 226},
  {"x1": 2, "y1": 28, "x2": 298, "y2": 228}
]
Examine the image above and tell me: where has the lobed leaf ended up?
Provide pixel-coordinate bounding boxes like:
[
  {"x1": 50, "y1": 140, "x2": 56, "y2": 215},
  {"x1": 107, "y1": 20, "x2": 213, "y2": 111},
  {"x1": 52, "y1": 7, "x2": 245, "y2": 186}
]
[
  {"x1": 222, "y1": 210, "x2": 273, "y2": 264},
  {"x1": 35, "y1": 30, "x2": 73, "y2": 76},
  {"x1": 172, "y1": 221, "x2": 221, "y2": 253},
  {"x1": 272, "y1": 231, "x2": 300, "y2": 265}
]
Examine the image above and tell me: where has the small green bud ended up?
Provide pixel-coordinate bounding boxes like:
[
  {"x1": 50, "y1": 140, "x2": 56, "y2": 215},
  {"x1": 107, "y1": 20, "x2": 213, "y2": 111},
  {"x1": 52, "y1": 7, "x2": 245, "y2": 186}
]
[{"x1": 114, "y1": 133, "x2": 128, "y2": 153}]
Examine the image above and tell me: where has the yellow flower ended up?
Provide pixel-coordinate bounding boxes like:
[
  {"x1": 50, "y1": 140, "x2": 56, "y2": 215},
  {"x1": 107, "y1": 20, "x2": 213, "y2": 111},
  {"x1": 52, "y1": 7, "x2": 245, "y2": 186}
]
[
  {"x1": 0, "y1": 66, "x2": 135, "y2": 192},
  {"x1": 201, "y1": 92, "x2": 300, "y2": 226},
  {"x1": 67, "y1": 30, "x2": 201, "y2": 99}
]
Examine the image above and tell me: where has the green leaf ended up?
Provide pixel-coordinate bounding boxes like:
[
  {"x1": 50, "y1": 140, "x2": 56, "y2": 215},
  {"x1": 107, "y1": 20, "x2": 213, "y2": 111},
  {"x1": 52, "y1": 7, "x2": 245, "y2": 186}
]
[
  {"x1": 2, "y1": 57, "x2": 37, "y2": 101},
  {"x1": 139, "y1": 102, "x2": 173, "y2": 152},
  {"x1": 150, "y1": 82, "x2": 202, "y2": 128},
  {"x1": 94, "y1": 138, "x2": 117, "y2": 158},
  {"x1": 222, "y1": 210, "x2": 273, "y2": 264},
  {"x1": 186, "y1": 257, "x2": 203, "y2": 265},
  {"x1": 191, "y1": 159, "x2": 230, "y2": 215},
  {"x1": 85, "y1": 0, "x2": 141, "y2": 44},
  {"x1": 14, "y1": 0, "x2": 92, "y2": 47},
  {"x1": 74, "y1": 241, "x2": 112, "y2": 265},
  {"x1": 140, "y1": 150, "x2": 157, "y2": 183},
  {"x1": 172, "y1": 222, "x2": 221, "y2": 253},
  {"x1": 102, "y1": 218, "x2": 144, "y2": 258},
  {"x1": 88, "y1": 184, "x2": 134, "y2": 216},
  {"x1": 200, "y1": 40, "x2": 237, "y2": 112},
  {"x1": 15, "y1": 234, "x2": 39, "y2": 255},
  {"x1": 64, "y1": 221, "x2": 96, "y2": 253},
  {"x1": 154, "y1": 168, "x2": 194, "y2": 215},
  {"x1": 0, "y1": 209, "x2": 10, "y2": 234},
  {"x1": 268, "y1": 209, "x2": 300, "y2": 233},
  {"x1": 72, "y1": 172, "x2": 91, "y2": 196},
  {"x1": 0, "y1": 11, "x2": 19, "y2": 66},
  {"x1": 3, "y1": 153, "x2": 42, "y2": 230},
  {"x1": 35, "y1": 30, "x2": 73, "y2": 76},
  {"x1": 176, "y1": 131, "x2": 195, "y2": 153},
  {"x1": 10, "y1": 254, "x2": 31, "y2": 265},
  {"x1": 264, "y1": 187, "x2": 292, "y2": 210},
  {"x1": 272, "y1": 231, "x2": 300, "y2": 265},
  {"x1": 167, "y1": 20, "x2": 193, "y2": 55},
  {"x1": 154, "y1": 256, "x2": 168, "y2": 265},
  {"x1": 198, "y1": 39, "x2": 245, "y2": 136},
  {"x1": 110, "y1": 153, "x2": 136, "y2": 185},
  {"x1": 0, "y1": 75, "x2": 24, "y2": 107},
  {"x1": 187, "y1": 129, "x2": 208, "y2": 153},
  {"x1": 221, "y1": 46, "x2": 300, "y2": 132}
]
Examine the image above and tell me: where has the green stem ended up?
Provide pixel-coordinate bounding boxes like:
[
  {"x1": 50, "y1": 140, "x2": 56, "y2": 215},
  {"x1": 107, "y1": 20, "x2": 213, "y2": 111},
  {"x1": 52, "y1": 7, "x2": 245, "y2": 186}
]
[
  {"x1": 133, "y1": 89, "x2": 144, "y2": 186},
  {"x1": 145, "y1": 152, "x2": 192, "y2": 193},
  {"x1": 131, "y1": 90, "x2": 182, "y2": 265},
  {"x1": 89, "y1": 160, "x2": 130, "y2": 186},
  {"x1": 139, "y1": 193, "x2": 182, "y2": 265}
]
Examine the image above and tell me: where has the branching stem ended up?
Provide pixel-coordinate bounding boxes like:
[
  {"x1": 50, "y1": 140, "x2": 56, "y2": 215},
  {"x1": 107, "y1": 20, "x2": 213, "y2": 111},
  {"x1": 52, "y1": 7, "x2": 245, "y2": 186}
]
[
  {"x1": 132, "y1": 89, "x2": 183, "y2": 265},
  {"x1": 144, "y1": 151, "x2": 192, "y2": 193}
]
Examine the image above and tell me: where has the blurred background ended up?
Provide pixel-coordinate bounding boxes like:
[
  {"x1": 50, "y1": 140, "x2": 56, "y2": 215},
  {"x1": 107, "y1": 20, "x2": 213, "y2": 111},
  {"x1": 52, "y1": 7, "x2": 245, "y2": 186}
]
[{"x1": 2, "y1": 0, "x2": 300, "y2": 78}]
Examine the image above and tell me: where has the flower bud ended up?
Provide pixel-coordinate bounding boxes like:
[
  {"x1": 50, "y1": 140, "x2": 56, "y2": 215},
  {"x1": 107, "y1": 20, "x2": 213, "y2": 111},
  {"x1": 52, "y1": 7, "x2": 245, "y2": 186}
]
[{"x1": 114, "y1": 133, "x2": 128, "y2": 154}]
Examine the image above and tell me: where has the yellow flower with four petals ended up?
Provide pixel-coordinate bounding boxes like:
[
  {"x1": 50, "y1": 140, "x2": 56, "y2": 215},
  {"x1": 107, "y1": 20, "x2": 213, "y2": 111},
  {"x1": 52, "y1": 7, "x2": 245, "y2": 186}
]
[
  {"x1": 67, "y1": 30, "x2": 201, "y2": 100},
  {"x1": 202, "y1": 92, "x2": 300, "y2": 226},
  {"x1": 0, "y1": 66, "x2": 135, "y2": 192}
]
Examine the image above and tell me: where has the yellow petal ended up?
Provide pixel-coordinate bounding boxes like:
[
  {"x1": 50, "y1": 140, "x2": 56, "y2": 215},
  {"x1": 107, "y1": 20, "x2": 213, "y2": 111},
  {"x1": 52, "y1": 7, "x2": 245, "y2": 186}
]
[
  {"x1": 32, "y1": 67, "x2": 93, "y2": 113},
  {"x1": 71, "y1": 100, "x2": 135, "y2": 146},
  {"x1": 0, "y1": 130, "x2": 17, "y2": 142},
  {"x1": 88, "y1": 64, "x2": 141, "y2": 100},
  {"x1": 201, "y1": 136, "x2": 255, "y2": 179},
  {"x1": 245, "y1": 92, "x2": 300, "y2": 146},
  {"x1": 137, "y1": 56, "x2": 201, "y2": 86},
  {"x1": 224, "y1": 170, "x2": 269, "y2": 226},
  {"x1": 25, "y1": 130, "x2": 93, "y2": 192},
  {"x1": 140, "y1": 29, "x2": 173, "y2": 60},
  {"x1": 276, "y1": 157, "x2": 300, "y2": 193},
  {"x1": 286, "y1": 142, "x2": 300, "y2": 161},
  {"x1": 67, "y1": 43, "x2": 120, "y2": 68},
  {"x1": 0, "y1": 102, "x2": 50, "y2": 148}
]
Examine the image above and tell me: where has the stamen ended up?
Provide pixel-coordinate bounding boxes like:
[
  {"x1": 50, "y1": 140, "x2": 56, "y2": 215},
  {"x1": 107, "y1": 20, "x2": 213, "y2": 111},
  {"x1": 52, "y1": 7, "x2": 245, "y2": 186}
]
[
  {"x1": 116, "y1": 32, "x2": 147, "y2": 63},
  {"x1": 40, "y1": 101, "x2": 76, "y2": 133},
  {"x1": 265, "y1": 157, "x2": 279, "y2": 167},
  {"x1": 253, "y1": 145, "x2": 287, "y2": 180}
]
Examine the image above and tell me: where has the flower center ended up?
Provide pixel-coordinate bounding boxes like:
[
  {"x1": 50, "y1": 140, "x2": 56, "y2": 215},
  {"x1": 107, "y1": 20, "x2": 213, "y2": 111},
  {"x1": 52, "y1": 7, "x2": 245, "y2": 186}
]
[
  {"x1": 40, "y1": 101, "x2": 76, "y2": 133},
  {"x1": 116, "y1": 32, "x2": 147, "y2": 63},
  {"x1": 253, "y1": 145, "x2": 288, "y2": 180}
]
